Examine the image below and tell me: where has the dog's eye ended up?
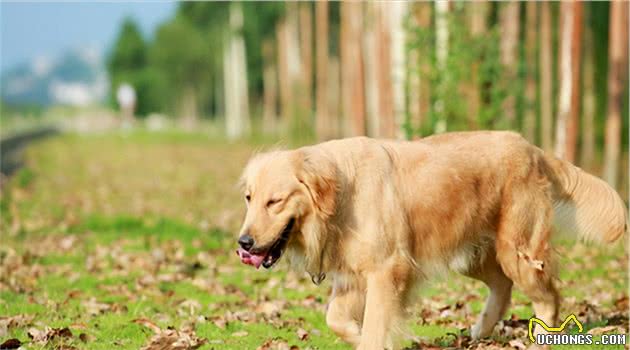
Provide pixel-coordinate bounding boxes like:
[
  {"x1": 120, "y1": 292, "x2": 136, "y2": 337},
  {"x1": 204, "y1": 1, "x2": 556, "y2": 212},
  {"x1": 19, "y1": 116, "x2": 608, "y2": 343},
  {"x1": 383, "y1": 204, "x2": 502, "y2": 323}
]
[
  {"x1": 245, "y1": 194, "x2": 251, "y2": 202},
  {"x1": 266, "y1": 198, "x2": 281, "y2": 207}
]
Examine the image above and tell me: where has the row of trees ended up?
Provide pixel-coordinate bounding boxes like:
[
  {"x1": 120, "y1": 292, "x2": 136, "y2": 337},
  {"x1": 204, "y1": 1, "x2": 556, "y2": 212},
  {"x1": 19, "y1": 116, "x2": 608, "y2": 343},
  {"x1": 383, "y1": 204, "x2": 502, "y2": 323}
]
[{"x1": 107, "y1": 1, "x2": 628, "y2": 190}]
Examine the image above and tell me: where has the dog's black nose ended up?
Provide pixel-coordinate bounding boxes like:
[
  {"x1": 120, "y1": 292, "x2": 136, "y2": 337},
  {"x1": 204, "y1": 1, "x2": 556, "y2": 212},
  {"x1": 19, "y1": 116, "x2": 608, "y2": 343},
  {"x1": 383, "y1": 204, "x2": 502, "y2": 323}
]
[{"x1": 238, "y1": 234, "x2": 254, "y2": 251}]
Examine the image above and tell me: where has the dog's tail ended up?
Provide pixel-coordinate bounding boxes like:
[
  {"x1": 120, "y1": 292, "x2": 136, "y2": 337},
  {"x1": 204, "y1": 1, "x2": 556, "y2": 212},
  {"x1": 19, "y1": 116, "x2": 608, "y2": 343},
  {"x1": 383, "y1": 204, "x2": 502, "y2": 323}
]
[{"x1": 544, "y1": 153, "x2": 628, "y2": 244}]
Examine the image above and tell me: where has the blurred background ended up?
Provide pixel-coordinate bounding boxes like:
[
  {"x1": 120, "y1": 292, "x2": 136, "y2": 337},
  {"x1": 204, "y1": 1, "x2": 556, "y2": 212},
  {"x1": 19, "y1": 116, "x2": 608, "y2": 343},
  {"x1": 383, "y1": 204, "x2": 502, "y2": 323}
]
[
  {"x1": 1, "y1": 2, "x2": 629, "y2": 349},
  {"x1": 2, "y1": 1, "x2": 628, "y2": 192}
]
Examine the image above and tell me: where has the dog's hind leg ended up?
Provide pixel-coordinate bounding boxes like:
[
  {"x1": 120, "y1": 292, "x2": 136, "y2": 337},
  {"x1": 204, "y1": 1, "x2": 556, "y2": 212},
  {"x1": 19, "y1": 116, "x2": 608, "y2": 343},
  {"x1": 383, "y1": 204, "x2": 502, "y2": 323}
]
[
  {"x1": 326, "y1": 287, "x2": 365, "y2": 347},
  {"x1": 494, "y1": 180, "x2": 559, "y2": 349},
  {"x1": 463, "y1": 248, "x2": 513, "y2": 339}
]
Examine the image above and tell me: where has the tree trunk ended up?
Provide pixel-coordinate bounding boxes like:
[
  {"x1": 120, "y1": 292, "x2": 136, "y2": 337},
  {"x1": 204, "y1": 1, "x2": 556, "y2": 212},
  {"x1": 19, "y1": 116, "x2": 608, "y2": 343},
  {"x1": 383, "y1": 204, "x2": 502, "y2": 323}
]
[
  {"x1": 499, "y1": 1, "x2": 520, "y2": 129},
  {"x1": 180, "y1": 86, "x2": 198, "y2": 130},
  {"x1": 299, "y1": 2, "x2": 313, "y2": 115},
  {"x1": 262, "y1": 40, "x2": 278, "y2": 134},
  {"x1": 390, "y1": 1, "x2": 408, "y2": 139},
  {"x1": 375, "y1": 2, "x2": 395, "y2": 138},
  {"x1": 434, "y1": 0, "x2": 449, "y2": 133},
  {"x1": 408, "y1": 3, "x2": 432, "y2": 137},
  {"x1": 363, "y1": 2, "x2": 380, "y2": 137},
  {"x1": 328, "y1": 56, "x2": 341, "y2": 138},
  {"x1": 580, "y1": 12, "x2": 596, "y2": 169},
  {"x1": 276, "y1": 5, "x2": 302, "y2": 133},
  {"x1": 555, "y1": 1, "x2": 582, "y2": 162},
  {"x1": 523, "y1": 2, "x2": 538, "y2": 143},
  {"x1": 340, "y1": 2, "x2": 366, "y2": 136},
  {"x1": 539, "y1": 1, "x2": 553, "y2": 152},
  {"x1": 315, "y1": 0, "x2": 331, "y2": 140},
  {"x1": 467, "y1": 1, "x2": 488, "y2": 130},
  {"x1": 603, "y1": 0, "x2": 629, "y2": 188},
  {"x1": 276, "y1": 20, "x2": 290, "y2": 126},
  {"x1": 224, "y1": 2, "x2": 250, "y2": 139}
]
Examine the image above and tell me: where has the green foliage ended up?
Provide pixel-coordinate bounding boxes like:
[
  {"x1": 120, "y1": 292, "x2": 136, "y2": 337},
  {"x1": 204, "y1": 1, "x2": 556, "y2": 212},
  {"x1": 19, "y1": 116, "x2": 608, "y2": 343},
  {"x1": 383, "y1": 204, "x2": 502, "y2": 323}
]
[
  {"x1": 407, "y1": 3, "x2": 506, "y2": 135},
  {"x1": 150, "y1": 18, "x2": 211, "y2": 90},
  {"x1": 108, "y1": 18, "x2": 147, "y2": 73},
  {"x1": 148, "y1": 17, "x2": 213, "y2": 116},
  {"x1": 14, "y1": 168, "x2": 34, "y2": 188},
  {"x1": 242, "y1": 2, "x2": 285, "y2": 94},
  {"x1": 107, "y1": 17, "x2": 155, "y2": 116}
]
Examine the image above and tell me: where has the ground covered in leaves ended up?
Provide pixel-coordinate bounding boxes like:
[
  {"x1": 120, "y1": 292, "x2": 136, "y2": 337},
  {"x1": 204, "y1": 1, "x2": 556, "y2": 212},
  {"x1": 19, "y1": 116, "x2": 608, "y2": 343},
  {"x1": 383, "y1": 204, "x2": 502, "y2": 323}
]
[{"x1": 1, "y1": 132, "x2": 628, "y2": 349}]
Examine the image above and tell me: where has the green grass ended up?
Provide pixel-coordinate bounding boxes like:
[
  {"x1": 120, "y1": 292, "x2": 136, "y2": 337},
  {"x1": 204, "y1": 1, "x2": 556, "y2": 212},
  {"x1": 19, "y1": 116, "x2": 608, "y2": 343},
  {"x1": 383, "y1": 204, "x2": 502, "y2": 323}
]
[{"x1": 0, "y1": 131, "x2": 627, "y2": 349}]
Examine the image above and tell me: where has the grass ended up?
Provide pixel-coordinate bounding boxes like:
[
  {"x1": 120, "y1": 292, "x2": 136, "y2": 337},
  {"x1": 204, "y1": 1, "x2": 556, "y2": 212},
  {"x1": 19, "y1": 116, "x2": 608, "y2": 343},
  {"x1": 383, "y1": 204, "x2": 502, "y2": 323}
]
[{"x1": 0, "y1": 130, "x2": 627, "y2": 349}]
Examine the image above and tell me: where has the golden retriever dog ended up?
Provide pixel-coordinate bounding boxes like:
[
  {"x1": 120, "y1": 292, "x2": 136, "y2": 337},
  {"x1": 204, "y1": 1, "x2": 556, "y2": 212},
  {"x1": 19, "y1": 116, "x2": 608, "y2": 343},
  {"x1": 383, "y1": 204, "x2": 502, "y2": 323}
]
[{"x1": 235, "y1": 131, "x2": 627, "y2": 350}]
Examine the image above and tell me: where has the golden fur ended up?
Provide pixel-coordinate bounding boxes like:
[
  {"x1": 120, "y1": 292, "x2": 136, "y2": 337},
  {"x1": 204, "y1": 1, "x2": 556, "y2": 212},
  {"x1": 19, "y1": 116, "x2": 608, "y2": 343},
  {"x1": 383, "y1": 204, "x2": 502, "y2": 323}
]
[{"x1": 238, "y1": 131, "x2": 627, "y2": 350}]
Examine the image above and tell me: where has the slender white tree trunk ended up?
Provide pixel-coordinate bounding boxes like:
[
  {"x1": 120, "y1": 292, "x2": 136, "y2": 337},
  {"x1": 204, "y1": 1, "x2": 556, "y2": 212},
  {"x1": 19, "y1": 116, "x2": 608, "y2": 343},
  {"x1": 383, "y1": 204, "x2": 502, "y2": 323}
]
[
  {"x1": 315, "y1": 0, "x2": 331, "y2": 140},
  {"x1": 467, "y1": 1, "x2": 487, "y2": 130},
  {"x1": 434, "y1": 0, "x2": 449, "y2": 133},
  {"x1": 499, "y1": 1, "x2": 520, "y2": 129},
  {"x1": 375, "y1": 2, "x2": 395, "y2": 138},
  {"x1": 581, "y1": 19, "x2": 595, "y2": 169},
  {"x1": 390, "y1": 1, "x2": 408, "y2": 139},
  {"x1": 262, "y1": 40, "x2": 278, "y2": 134},
  {"x1": 277, "y1": 20, "x2": 290, "y2": 126},
  {"x1": 328, "y1": 56, "x2": 341, "y2": 138},
  {"x1": 604, "y1": 1, "x2": 629, "y2": 188},
  {"x1": 224, "y1": 2, "x2": 250, "y2": 139},
  {"x1": 299, "y1": 3, "x2": 313, "y2": 115},
  {"x1": 539, "y1": 1, "x2": 553, "y2": 152},
  {"x1": 340, "y1": 2, "x2": 365, "y2": 136},
  {"x1": 523, "y1": 2, "x2": 538, "y2": 143},
  {"x1": 364, "y1": 2, "x2": 380, "y2": 137},
  {"x1": 555, "y1": 1, "x2": 582, "y2": 162}
]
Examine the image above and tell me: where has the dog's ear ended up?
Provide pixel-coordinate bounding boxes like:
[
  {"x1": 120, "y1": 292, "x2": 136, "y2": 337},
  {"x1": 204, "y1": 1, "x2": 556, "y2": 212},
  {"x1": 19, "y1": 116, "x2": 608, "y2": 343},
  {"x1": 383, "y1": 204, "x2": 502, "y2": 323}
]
[{"x1": 294, "y1": 149, "x2": 338, "y2": 218}]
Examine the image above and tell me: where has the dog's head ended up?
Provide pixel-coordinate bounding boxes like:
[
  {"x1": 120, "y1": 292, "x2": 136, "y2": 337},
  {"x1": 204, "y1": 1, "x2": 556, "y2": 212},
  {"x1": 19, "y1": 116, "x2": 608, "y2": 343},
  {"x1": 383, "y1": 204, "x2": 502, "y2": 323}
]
[{"x1": 236, "y1": 148, "x2": 338, "y2": 269}]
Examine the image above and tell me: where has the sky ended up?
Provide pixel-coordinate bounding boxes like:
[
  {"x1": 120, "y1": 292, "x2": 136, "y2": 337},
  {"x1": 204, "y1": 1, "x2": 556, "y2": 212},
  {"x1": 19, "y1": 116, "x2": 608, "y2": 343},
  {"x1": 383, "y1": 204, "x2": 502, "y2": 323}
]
[{"x1": 0, "y1": 2, "x2": 177, "y2": 71}]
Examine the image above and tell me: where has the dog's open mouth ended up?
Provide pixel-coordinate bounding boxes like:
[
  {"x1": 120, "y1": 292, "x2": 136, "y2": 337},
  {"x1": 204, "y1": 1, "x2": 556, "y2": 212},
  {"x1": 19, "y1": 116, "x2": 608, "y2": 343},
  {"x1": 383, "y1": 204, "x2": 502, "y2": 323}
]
[{"x1": 236, "y1": 218, "x2": 294, "y2": 269}]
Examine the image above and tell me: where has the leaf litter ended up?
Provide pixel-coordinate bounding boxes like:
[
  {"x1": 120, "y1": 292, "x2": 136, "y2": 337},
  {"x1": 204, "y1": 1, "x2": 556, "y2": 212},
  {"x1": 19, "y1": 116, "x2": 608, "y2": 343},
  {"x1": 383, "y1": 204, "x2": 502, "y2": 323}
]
[{"x1": 1, "y1": 136, "x2": 627, "y2": 349}]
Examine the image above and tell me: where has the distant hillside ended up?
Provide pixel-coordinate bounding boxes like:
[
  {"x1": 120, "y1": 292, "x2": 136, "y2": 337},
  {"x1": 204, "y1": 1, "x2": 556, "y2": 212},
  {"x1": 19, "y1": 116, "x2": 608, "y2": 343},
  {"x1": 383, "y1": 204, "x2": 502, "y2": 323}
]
[{"x1": 1, "y1": 47, "x2": 108, "y2": 107}]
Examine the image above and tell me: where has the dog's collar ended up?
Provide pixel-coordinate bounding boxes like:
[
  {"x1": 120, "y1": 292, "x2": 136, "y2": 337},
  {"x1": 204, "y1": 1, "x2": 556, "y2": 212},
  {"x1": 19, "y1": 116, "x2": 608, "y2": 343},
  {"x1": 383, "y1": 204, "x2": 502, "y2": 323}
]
[{"x1": 310, "y1": 272, "x2": 326, "y2": 285}]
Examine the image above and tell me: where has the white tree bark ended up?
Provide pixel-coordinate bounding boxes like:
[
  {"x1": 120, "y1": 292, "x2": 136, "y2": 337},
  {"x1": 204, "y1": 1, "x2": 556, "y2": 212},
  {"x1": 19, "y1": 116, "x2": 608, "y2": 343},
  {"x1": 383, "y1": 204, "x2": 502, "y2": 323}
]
[
  {"x1": 554, "y1": 2, "x2": 573, "y2": 160},
  {"x1": 523, "y1": 2, "x2": 538, "y2": 143},
  {"x1": 603, "y1": 1, "x2": 629, "y2": 188},
  {"x1": 539, "y1": 1, "x2": 553, "y2": 152},
  {"x1": 224, "y1": 2, "x2": 250, "y2": 139},
  {"x1": 555, "y1": 2, "x2": 582, "y2": 162},
  {"x1": 262, "y1": 41, "x2": 278, "y2": 134},
  {"x1": 315, "y1": 0, "x2": 330, "y2": 140},
  {"x1": 434, "y1": 0, "x2": 449, "y2": 133},
  {"x1": 499, "y1": 2, "x2": 520, "y2": 129},
  {"x1": 390, "y1": 1, "x2": 408, "y2": 139},
  {"x1": 363, "y1": 2, "x2": 380, "y2": 137}
]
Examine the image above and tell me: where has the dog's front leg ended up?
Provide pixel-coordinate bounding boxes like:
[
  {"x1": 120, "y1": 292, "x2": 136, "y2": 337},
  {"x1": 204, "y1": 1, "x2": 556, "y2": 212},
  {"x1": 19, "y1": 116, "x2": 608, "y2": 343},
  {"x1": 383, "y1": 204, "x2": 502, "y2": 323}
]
[
  {"x1": 358, "y1": 263, "x2": 410, "y2": 350},
  {"x1": 326, "y1": 287, "x2": 365, "y2": 347}
]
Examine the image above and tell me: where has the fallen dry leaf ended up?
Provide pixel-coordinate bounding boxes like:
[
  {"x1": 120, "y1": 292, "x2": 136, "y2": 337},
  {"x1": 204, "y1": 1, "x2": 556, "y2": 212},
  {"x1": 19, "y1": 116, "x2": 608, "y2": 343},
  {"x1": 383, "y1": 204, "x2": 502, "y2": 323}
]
[
  {"x1": 508, "y1": 339, "x2": 527, "y2": 350},
  {"x1": 296, "y1": 328, "x2": 309, "y2": 341},
  {"x1": 231, "y1": 330, "x2": 248, "y2": 337},
  {"x1": 0, "y1": 314, "x2": 34, "y2": 337},
  {"x1": 0, "y1": 338, "x2": 22, "y2": 349},
  {"x1": 133, "y1": 318, "x2": 162, "y2": 334},
  {"x1": 587, "y1": 325, "x2": 626, "y2": 335},
  {"x1": 135, "y1": 319, "x2": 206, "y2": 350},
  {"x1": 82, "y1": 297, "x2": 111, "y2": 315},
  {"x1": 141, "y1": 328, "x2": 206, "y2": 350},
  {"x1": 27, "y1": 326, "x2": 73, "y2": 344},
  {"x1": 257, "y1": 339, "x2": 292, "y2": 350}
]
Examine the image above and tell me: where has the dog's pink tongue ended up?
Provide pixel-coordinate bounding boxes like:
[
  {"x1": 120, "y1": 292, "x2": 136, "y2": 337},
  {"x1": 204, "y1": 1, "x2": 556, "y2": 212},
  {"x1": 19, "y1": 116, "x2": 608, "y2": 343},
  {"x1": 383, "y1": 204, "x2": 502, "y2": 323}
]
[{"x1": 236, "y1": 248, "x2": 265, "y2": 269}]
